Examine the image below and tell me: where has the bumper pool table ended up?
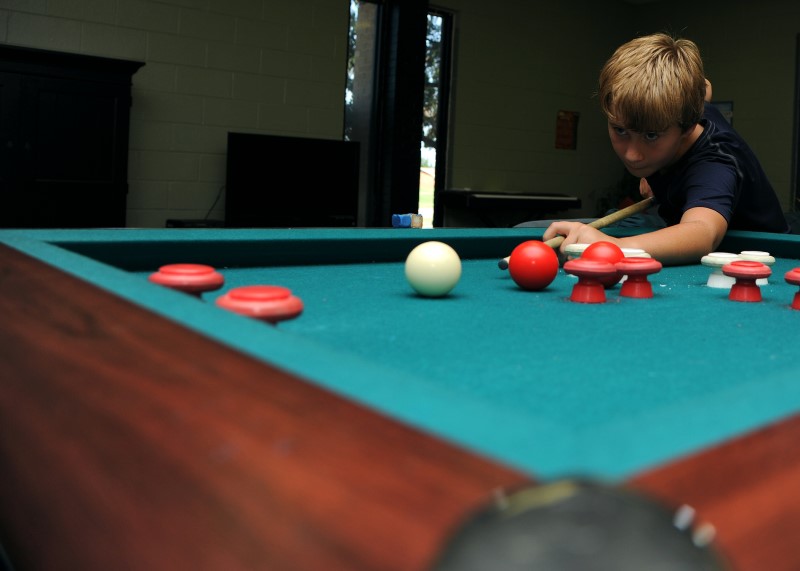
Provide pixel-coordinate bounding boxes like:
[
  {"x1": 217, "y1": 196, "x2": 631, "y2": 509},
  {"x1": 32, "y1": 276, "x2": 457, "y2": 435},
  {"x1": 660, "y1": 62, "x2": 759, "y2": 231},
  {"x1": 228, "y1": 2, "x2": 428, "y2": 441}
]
[{"x1": 1, "y1": 227, "x2": 800, "y2": 570}]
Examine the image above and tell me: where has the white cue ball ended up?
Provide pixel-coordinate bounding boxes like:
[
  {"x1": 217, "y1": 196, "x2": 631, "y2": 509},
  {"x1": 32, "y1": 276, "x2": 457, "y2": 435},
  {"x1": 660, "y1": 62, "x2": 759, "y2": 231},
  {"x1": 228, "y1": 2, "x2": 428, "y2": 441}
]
[{"x1": 405, "y1": 241, "x2": 462, "y2": 297}]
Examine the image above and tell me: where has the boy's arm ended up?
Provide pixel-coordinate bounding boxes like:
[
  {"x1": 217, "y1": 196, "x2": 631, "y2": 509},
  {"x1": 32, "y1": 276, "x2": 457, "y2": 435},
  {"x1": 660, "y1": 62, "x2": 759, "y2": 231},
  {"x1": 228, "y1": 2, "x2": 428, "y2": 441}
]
[{"x1": 542, "y1": 206, "x2": 728, "y2": 266}]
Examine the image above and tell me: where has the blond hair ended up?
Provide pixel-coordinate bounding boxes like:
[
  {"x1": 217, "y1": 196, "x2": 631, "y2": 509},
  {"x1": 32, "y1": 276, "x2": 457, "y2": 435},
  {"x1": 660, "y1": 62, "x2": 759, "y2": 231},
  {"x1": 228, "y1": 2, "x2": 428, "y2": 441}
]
[{"x1": 599, "y1": 33, "x2": 707, "y2": 132}]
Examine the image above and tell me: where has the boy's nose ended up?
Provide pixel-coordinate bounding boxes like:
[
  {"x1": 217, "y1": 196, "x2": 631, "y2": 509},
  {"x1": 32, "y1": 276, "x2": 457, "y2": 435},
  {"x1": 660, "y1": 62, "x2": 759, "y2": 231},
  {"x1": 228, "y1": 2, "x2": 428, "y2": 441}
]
[{"x1": 624, "y1": 140, "x2": 645, "y2": 162}]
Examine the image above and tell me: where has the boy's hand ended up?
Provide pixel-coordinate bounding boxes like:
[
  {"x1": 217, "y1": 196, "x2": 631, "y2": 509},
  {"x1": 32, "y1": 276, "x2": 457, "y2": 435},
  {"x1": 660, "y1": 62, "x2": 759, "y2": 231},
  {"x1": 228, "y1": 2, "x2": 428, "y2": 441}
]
[{"x1": 542, "y1": 221, "x2": 616, "y2": 256}]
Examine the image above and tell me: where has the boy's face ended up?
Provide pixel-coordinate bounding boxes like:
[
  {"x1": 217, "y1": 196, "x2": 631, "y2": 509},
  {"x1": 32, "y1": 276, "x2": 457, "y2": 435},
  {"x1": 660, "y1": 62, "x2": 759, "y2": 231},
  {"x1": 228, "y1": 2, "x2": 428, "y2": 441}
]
[{"x1": 607, "y1": 121, "x2": 691, "y2": 178}]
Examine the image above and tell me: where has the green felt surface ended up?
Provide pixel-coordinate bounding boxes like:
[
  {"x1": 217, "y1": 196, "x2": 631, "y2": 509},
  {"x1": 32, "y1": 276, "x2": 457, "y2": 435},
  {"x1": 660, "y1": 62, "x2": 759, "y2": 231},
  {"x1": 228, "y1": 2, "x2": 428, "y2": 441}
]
[
  {"x1": 198, "y1": 255, "x2": 800, "y2": 477},
  {"x1": 4, "y1": 228, "x2": 800, "y2": 481},
  {"x1": 216, "y1": 258, "x2": 799, "y2": 421}
]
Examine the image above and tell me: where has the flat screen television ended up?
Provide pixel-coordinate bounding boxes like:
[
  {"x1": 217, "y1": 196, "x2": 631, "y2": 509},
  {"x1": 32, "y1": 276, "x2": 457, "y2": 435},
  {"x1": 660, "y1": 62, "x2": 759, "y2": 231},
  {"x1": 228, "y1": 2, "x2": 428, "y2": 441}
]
[{"x1": 225, "y1": 132, "x2": 360, "y2": 227}]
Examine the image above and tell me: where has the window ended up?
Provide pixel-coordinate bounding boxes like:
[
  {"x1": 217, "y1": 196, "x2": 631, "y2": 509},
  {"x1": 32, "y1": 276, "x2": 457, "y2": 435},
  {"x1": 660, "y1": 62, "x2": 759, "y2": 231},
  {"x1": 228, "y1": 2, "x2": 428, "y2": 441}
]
[{"x1": 420, "y1": 10, "x2": 452, "y2": 227}]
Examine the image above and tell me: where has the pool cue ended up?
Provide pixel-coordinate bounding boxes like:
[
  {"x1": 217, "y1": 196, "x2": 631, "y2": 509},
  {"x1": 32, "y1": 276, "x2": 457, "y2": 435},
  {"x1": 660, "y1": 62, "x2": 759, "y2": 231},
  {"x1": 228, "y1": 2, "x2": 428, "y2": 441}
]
[{"x1": 497, "y1": 196, "x2": 656, "y2": 269}]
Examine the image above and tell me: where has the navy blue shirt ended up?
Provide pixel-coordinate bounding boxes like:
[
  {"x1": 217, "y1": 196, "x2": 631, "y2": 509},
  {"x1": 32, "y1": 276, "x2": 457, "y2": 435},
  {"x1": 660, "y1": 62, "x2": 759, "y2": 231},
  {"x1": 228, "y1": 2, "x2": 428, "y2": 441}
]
[{"x1": 645, "y1": 103, "x2": 789, "y2": 233}]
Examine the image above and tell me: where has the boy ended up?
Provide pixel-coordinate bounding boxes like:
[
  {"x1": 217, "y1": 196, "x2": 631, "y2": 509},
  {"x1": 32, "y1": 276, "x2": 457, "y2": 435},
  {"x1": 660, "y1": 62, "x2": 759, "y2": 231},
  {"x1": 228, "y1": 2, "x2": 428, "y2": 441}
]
[{"x1": 542, "y1": 33, "x2": 790, "y2": 265}]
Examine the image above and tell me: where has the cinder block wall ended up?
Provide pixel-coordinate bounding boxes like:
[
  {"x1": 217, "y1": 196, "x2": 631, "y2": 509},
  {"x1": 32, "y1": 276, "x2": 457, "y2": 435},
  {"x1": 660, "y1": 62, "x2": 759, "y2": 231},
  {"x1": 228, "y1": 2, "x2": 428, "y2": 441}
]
[
  {"x1": 438, "y1": 0, "x2": 631, "y2": 217},
  {"x1": 1, "y1": 0, "x2": 350, "y2": 227}
]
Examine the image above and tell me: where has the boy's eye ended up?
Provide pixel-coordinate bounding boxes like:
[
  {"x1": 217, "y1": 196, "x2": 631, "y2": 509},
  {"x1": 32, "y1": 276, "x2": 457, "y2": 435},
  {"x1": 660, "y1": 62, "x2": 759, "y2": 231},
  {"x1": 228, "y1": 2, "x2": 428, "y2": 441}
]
[
  {"x1": 612, "y1": 126, "x2": 627, "y2": 136},
  {"x1": 643, "y1": 131, "x2": 660, "y2": 142}
]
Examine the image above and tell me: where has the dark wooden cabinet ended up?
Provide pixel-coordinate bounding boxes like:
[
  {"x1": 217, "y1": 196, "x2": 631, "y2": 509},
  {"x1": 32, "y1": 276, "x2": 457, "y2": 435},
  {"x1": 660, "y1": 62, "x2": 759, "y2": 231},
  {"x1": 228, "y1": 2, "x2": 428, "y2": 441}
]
[{"x1": 0, "y1": 45, "x2": 143, "y2": 228}]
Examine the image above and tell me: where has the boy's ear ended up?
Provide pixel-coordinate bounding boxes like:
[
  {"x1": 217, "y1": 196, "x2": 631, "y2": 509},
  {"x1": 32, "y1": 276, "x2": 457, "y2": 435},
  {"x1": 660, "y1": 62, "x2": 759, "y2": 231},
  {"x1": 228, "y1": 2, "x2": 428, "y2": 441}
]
[{"x1": 680, "y1": 122, "x2": 698, "y2": 135}]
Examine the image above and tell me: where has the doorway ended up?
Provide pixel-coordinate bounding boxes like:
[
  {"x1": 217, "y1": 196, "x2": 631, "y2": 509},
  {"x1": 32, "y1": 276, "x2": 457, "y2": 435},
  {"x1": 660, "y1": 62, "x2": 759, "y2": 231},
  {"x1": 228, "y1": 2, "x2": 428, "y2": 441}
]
[{"x1": 346, "y1": 0, "x2": 453, "y2": 227}]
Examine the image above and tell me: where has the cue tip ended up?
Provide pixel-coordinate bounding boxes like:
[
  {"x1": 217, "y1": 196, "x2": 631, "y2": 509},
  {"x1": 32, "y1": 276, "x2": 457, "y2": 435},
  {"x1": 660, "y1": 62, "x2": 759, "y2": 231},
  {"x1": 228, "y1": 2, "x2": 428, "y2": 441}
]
[{"x1": 498, "y1": 257, "x2": 509, "y2": 270}]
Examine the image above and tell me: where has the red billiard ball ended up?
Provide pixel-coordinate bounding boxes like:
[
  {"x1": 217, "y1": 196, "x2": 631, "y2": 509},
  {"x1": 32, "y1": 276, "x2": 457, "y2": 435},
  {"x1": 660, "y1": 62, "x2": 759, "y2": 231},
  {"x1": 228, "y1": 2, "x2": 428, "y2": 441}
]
[
  {"x1": 583, "y1": 241, "x2": 624, "y2": 264},
  {"x1": 508, "y1": 240, "x2": 559, "y2": 291},
  {"x1": 582, "y1": 241, "x2": 625, "y2": 288}
]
